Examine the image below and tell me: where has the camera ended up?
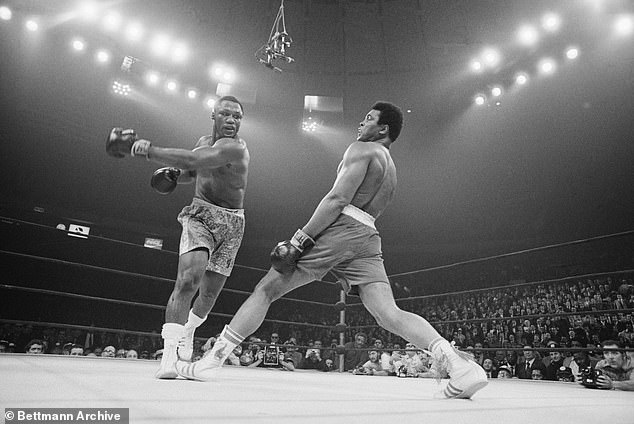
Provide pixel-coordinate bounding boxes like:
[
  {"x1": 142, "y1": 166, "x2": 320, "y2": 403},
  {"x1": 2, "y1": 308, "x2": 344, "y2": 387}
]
[{"x1": 579, "y1": 366, "x2": 605, "y2": 389}]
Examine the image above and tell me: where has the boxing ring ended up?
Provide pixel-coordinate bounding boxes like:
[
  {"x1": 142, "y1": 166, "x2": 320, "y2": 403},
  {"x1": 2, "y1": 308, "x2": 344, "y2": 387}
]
[
  {"x1": 2, "y1": 354, "x2": 633, "y2": 424},
  {"x1": 1, "y1": 216, "x2": 634, "y2": 424}
]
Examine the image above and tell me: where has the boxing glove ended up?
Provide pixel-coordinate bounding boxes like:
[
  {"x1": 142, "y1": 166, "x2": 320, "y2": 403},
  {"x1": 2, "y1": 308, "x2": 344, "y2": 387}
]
[
  {"x1": 151, "y1": 167, "x2": 181, "y2": 195},
  {"x1": 270, "y1": 229, "x2": 315, "y2": 274},
  {"x1": 106, "y1": 127, "x2": 151, "y2": 158}
]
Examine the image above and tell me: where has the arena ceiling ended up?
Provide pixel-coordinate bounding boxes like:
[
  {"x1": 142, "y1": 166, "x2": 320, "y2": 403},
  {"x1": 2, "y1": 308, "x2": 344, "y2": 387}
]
[{"x1": 1, "y1": 0, "x2": 633, "y2": 277}]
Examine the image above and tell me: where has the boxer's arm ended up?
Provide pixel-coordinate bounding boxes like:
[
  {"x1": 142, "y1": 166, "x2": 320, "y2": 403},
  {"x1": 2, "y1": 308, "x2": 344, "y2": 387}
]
[
  {"x1": 142, "y1": 138, "x2": 245, "y2": 171},
  {"x1": 302, "y1": 142, "x2": 370, "y2": 238}
]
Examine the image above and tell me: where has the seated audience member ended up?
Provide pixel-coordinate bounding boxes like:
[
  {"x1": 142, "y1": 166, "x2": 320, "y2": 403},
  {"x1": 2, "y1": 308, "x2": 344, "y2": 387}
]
[
  {"x1": 125, "y1": 349, "x2": 138, "y2": 359},
  {"x1": 545, "y1": 342, "x2": 565, "y2": 380},
  {"x1": 556, "y1": 366, "x2": 575, "y2": 382},
  {"x1": 497, "y1": 365, "x2": 514, "y2": 379},
  {"x1": 25, "y1": 339, "x2": 45, "y2": 354},
  {"x1": 69, "y1": 345, "x2": 84, "y2": 356},
  {"x1": 593, "y1": 340, "x2": 634, "y2": 391},
  {"x1": 101, "y1": 346, "x2": 116, "y2": 358},
  {"x1": 352, "y1": 350, "x2": 389, "y2": 376}
]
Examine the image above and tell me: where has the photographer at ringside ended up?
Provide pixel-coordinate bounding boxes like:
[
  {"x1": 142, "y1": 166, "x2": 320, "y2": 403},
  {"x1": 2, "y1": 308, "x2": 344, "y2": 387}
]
[{"x1": 590, "y1": 340, "x2": 634, "y2": 391}]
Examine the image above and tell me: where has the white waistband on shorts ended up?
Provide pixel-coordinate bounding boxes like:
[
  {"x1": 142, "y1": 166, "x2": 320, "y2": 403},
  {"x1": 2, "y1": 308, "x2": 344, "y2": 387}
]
[
  {"x1": 192, "y1": 197, "x2": 244, "y2": 217},
  {"x1": 341, "y1": 204, "x2": 376, "y2": 229}
]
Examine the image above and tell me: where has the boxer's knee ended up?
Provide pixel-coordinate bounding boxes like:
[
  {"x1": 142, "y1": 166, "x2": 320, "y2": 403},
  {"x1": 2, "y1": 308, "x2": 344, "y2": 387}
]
[{"x1": 173, "y1": 268, "x2": 203, "y2": 298}]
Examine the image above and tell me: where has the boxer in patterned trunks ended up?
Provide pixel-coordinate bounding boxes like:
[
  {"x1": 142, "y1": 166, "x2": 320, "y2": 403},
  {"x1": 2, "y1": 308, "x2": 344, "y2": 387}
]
[
  {"x1": 106, "y1": 96, "x2": 249, "y2": 379},
  {"x1": 175, "y1": 101, "x2": 488, "y2": 399}
]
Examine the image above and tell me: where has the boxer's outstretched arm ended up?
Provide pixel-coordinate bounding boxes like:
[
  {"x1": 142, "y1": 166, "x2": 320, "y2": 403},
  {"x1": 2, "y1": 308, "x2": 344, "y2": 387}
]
[
  {"x1": 143, "y1": 138, "x2": 246, "y2": 171},
  {"x1": 302, "y1": 142, "x2": 370, "y2": 238}
]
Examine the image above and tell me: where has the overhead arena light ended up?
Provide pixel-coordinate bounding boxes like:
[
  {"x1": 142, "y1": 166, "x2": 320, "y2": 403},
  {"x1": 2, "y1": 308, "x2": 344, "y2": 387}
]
[
  {"x1": 470, "y1": 59, "x2": 483, "y2": 73},
  {"x1": 538, "y1": 58, "x2": 556, "y2": 75},
  {"x1": 145, "y1": 71, "x2": 160, "y2": 86},
  {"x1": 25, "y1": 19, "x2": 39, "y2": 32},
  {"x1": 0, "y1": 6, "x2": 12, "y2": 21},
  {"x1": 515, "y1": 72, "x2": 529, "y2": 85},
  {"x1": 112, "y1": 80, "x2": 131, "y2": 96},
  {"x1": 125, "y1": 21, "x2": 144, "y2": 42},
  {"x1": 565, "y1": 47, "x2": 579, "y2": 60},
  {"x1": 165, "y1": 79, "x2": 178, "y2": 93},
  {"x1": 71, "y1": 38, "x2": 86, "y2": 52},
  {"x1": 204, "y1": 97, "x2": 216, "y2": 109},
  {"x1": 77, "y1": 1, "x2": 99, "y2": 21},
  {"x1": 95, "y1": 49, "x2": 111, "y2": 64},
  {"x1": 517, "y1": 24, "x2": 539, "y2": 46},
  {"x1": 103, "y1": 11, "x2": 121, "y2": 31},
  {"x1": 614, "y1": 15, "x2": 633, "y2": 37},
  {"x1": 491, "y1": 86, "x2": 503, "y2": 97},
  {"x1": 302, "y1": 117, "x2": 319, "y2": 132},
  {"x1": 541, "y1": 12, "x2": 561, "y2": 33},
  {"x1": 187, "y1": 89, "x2": 198, "y2": 99},
  {"x1": 481, "y1": 47, "x2": 501, "y2": 68},
  {"x1": 474, "y1": 94, "x2": 486, "y2": 106}
]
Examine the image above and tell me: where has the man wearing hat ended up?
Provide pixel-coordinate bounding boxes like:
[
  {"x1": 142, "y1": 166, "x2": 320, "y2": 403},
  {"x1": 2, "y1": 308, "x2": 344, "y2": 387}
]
[{"x1": 545, "y1": 341, "x2": 565, "y2": 380}]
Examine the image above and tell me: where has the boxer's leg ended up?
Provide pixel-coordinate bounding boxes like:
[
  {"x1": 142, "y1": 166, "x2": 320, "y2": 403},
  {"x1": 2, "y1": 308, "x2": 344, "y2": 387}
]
[
  {"x1": 178, "y1": 271, "x2": 226, "y2": 361},
  {"x1": 156, "y1": 249, "x2": 208, "y2": 379},
  {"x1": 359, "y1": 282, "x2": 488, "y2": 399}
]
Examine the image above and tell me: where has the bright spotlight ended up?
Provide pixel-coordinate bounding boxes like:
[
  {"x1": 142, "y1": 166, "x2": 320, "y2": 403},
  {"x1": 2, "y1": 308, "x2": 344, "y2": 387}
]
[
  {"x1": 302, "y1": 118, "x2": 319, "y2": 132},
  {"x1": 125, "y1": 22, "x2": 144, "y2": 42},
  {"x1": 25, "y1": 19, "x2": 39, "y2": 32},
  {"x1": 95, "y1": 49, "x2": 110, "y2": 63},
  {"x1": 517, "y1": 25, "x2": 539, "y2": 46},
  {"x1": 0, "y1": 6, "x2": 12, "y2": 20},
  {"x1": 78, "y1": 1, "x2": 99, "y2": 21},
  {"x1": 538, "y1": 58, "x2": 556, "y2": 75},
  {"x1": 614, "y1": 15, "x2": 633, "y2": 37},
  {"x1": 470, "y1": 60, "x2": 483, "y2": 73},
  {"x1": 166, "y1": 80, "x2": 178, "y2": 93},
  {"x1": 112, "y1": 80, "x2": 131, "y2": 96},
  {"x1": 187, "y1": 89, "x2": 197, "y2": 99},
  {"x1": 171, "y1": 42, "x2": 189, "y2": 63},
  {"x1": 103, "y1": 11, "x2": 121, "y2": 31},
  {"x1": 541, "y1": 12, "x2": 561, "y2": 32},
  {"x1": 71, "y1": 38, "x2": 85, "y2": 51},
  {"x1": 565, "y1": 47, "x2": 579, "y2": 60},
  {"x1": 151, "y1": 34, "x2": 171, "y2": 56},
  {"x1": 515, "y1": 73, "x2": 528, "y2": 85},
  {"x1": 145, "y1": 71, "x2": 160, "y2": 86},
  {"x1": 474, "y1": 94, "x2": 486, "y2": 106},
  {"x1": 491, "y1": 86, "x2": 503, "y2": 97},
  {"x1": 205, "y1": 97, "x2": 216, "y2": 109},
  {"x1": 481, "y1": 48, "x2": 501, "y2": 68}
]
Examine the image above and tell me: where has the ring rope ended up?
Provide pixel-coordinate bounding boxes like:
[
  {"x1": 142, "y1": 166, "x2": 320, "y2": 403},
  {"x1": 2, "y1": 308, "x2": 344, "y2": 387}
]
[
  {"x1": 1, "y1": 215, "x2": 340, "y2": 286},
  {"x1": 0, "y1": 284, "x2": 333, "y2": 329},
  {"x1": 345, "y1": 307, "x2": 634, "y2": 330},
  {"x1": 387, "y1": 229, "x2": 634, "y2": 278},
  {"x1": 346, "y1": 269, "x2": 634, "y2": 307},
  {"x1": 0, "y1": 250, "x2": 332, "y2": 307}
]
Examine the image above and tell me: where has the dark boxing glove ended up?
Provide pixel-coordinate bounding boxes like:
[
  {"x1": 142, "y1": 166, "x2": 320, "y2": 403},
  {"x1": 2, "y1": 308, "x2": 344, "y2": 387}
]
[
  {"x1": 151, "y1": 167, "x2": 181, "y2": 195},
  {"x1": 106, "y1": 127, "x2": 151, "y2": 158},
  {"x1": 270, "y1": 229, "x2": 315, "y2": 274}
]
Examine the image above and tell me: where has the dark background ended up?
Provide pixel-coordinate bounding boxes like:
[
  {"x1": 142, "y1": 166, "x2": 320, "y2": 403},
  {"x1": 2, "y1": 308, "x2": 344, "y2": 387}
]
[{"x1": 1, "y1": 0, "x2": 633, "y2": 283}]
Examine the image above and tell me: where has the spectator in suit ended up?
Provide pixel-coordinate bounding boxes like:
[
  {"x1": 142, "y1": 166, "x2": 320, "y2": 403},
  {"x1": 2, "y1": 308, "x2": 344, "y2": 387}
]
[
  {"x1": 343, "y1": 332, "x2": 369, "y2": 371},
  {"x1": 544, "y1": 342, "x2": 565, "y2": 380},
  {"x1": 516, "y1": 346, "x2": 546, "y2": 379},
  {"x1": 25, "y1": 339, "x2": 45, "y2": 354}
]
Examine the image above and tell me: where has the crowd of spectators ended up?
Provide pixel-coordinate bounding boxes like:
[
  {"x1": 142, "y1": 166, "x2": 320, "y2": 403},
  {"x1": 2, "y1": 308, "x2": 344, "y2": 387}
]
[{"x1": 1, "y1": 276, "x2": 632, "y2": 388}]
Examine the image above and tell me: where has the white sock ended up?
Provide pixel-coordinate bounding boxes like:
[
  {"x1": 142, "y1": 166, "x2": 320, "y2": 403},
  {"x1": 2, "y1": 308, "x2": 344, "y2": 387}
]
[
  {"x1": 428, "y1": 337, "x2": 459, "y2": 361},
  {"x1": 215, "y1": 325, "x2": 245, "y2": 353},
  {"x1": 162, "y1": 323, "x2": 185, "y2": 347},
  {"x1": 184, "y1": 309, "x2": 207, "y2": 331}
]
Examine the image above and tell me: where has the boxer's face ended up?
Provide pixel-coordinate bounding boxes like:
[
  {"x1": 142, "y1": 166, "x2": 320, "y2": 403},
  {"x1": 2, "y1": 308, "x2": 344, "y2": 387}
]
[
  {"x1": 213, "y1": 100, "x2": 243, "y2": 138},
  {"x1": 357, "y1": 109, "x2": 386, "y2": 142}
]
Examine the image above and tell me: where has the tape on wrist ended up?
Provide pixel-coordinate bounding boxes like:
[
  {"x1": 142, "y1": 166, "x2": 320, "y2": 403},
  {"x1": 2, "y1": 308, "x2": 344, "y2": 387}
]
[
  {"x1": 131, "y1": 140, "x2": 151, "y2": 158},
  {"x1": 291, "y1": 229, "x2": 315, "y2": 251}
]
